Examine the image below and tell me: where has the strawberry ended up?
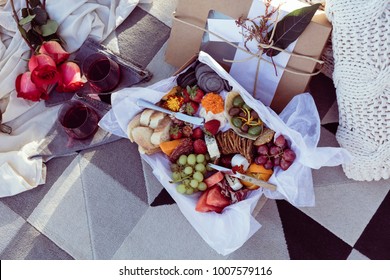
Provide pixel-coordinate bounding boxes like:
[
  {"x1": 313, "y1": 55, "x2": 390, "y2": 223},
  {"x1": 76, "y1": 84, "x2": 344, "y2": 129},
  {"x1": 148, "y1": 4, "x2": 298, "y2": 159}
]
[
  {"x1": 193, "y1": 139, "x2": 207, "y2": 154},
  {"x1": 188, "y1": 85, "x2": 204, "y2": 103},
  {"x1": 181, "y1": 86, "x2": 191, "y2": 103},
  {"x1": 192, "y1": 127, "x2": 204, "y2": 139},
  {"x1": 184, "y1": 101, "x2": 199, "y2": 116},
  {"x1": 182, "y1": 85, "x2": 204, "y2": 103},
  {"x1": 204, "y1": 119, "x2": 220, "y2": 136},
  {"x1": 169, "y1": 125, "x2": 183, "y2": 140}
]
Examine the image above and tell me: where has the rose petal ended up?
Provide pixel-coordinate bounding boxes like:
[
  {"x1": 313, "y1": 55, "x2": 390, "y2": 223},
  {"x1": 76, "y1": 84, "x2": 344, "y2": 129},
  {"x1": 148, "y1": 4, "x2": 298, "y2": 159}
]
[
  {"x1": 56, "y1": 61, "x2": 85, "y2": 93},
  {"x1": 31, "y1": 64, "x2": 59, "y2": 87},
  {"x1": 28, "y1": 54, "x2": 57, "y2": 72},
  {"x1": 15, "y1": 72, "x2": 48, "y2": 102},
  {"x1": 39, "y1": 41, "x2": 70, "y2": 65}
]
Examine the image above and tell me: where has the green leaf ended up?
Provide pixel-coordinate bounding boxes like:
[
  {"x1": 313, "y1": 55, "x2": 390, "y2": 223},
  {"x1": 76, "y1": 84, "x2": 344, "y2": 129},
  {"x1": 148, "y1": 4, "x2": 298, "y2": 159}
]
[
  {"x1": 32, "y1": 7, "x2": 48, "y2": 25},
  {"x1": 266, "y1": 3, "x2": 321, "y2": 57},
  {"x1": 40, "y1": 19, "x2": 58, "y2": 37},
  {"x1": 19, "y1": 14, "x2": 36, "y2": 26},
  {"x1": 17, "y1": 25, "x2": 28, "y2": 39},
  {"x1": 29, "y1": 0, "x2": 41, "y2": 8}
]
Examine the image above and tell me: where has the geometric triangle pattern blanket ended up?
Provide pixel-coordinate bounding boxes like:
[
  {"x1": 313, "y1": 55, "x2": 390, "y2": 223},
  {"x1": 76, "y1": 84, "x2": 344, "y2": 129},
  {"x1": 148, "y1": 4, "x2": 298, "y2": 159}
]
[{"x1": 0, "y1": 2, "x2": 389, "y2": 260}]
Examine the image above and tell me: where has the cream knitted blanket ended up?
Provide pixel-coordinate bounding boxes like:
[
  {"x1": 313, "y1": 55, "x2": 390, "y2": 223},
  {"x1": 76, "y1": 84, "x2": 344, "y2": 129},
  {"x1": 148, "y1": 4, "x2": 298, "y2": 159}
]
[{"x1": 326, "y1": 0, "x2": 390, "y2": 181}]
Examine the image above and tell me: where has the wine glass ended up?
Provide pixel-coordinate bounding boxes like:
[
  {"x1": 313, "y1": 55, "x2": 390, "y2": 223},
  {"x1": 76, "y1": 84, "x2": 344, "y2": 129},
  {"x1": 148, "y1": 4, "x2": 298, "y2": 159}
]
[
  {"x1": 82, "y1": 53, "x2": 121, "y2": 93},
  {"x1": 58, "y1": 100, "x2": 100, "y2": 140}
]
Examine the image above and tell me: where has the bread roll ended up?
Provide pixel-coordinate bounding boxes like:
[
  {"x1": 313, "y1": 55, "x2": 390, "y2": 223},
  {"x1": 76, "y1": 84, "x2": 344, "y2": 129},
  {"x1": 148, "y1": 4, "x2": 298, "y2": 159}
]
[
  {"x1": 132, "y1": 126, "x2": 155, "y2": 151},
  {"x1": 138, "y1": 145, "x2": 161, "y2": 155},
  {"x1": 139, "y1": 109, "x2": 155, "y2": 126},
  {"x1": 149, "y1": 111, "x2": 166, "y2": 129},
  {"x1": 127, "y1": 113, "x2": 142, "y2": 142},
  {"x1": 151, "y1": 116, "x2": 172, "y2": 145}
]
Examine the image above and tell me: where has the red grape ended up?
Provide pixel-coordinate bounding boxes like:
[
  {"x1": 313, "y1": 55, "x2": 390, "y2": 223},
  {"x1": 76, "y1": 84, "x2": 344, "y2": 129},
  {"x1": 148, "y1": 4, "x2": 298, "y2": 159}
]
[
  {"x1": 256, "y1": 144, "x2": 269, "y2": 156},
  {"x1": 283, "y1": 148, "x2": 296, "y2": 162},
  {"x1": 274, "y1": 157, "x2": 280, "y2": 166},
  {"x1": 264, "y1": 159, "x2": 274, "y2": 170},
  {"x1": 274, "y1": 135, "x2": 286, "y2": 148},
  {"x1": 269, "y1": 145, "x2": 281, "y2": 157},
  {"x1": 280, "y1": 158, "x2": 292, "y2": 171},
  {"x1": 255, "y1": 155, "x2": 268, "y2": 165}
]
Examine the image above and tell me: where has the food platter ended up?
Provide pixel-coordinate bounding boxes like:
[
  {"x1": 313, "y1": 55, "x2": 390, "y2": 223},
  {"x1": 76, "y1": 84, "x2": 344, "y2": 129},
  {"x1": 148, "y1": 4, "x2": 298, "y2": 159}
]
[{"x1": 99, "y1": 51, "x2": 349, "y2": 255}]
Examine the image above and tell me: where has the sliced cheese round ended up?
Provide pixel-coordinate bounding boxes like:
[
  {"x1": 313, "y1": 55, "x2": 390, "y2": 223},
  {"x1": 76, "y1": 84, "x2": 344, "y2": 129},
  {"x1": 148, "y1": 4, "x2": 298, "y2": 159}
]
[{"x1": 231, "y1": 154, "x2": 250, "y2": 171}]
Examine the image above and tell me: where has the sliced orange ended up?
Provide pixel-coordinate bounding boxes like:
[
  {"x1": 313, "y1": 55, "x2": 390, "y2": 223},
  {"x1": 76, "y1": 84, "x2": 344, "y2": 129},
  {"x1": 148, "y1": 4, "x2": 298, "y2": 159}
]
[
  {"x1": 247, "y1": 163, "x2": 273, "y2": 175},
  {"x1": 241, "y1": 164, "x2": 273, "y2": 190}
]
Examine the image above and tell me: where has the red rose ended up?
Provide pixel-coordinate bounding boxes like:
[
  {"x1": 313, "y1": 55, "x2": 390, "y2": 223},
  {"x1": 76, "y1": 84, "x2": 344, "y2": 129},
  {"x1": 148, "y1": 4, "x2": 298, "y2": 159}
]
[
  {"x1": 56, "y1": 61, "x2": 84, "y2": 92},
  {"x1": 15, "y1": 72, "x2": 49, "y2": 101},
  {"x1": 28, "y1": 54, "x2": 59, "y2": 87},
  {"x1": 39, "y1": 41, "x2": 70, "y2": 65}
]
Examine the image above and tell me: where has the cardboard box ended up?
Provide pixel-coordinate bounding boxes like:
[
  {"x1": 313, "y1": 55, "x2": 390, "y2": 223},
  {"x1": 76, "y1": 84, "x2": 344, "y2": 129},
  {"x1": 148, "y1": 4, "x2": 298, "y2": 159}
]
[{"x1": 166, "y1": 0, "x2": 331, "y2": 113}]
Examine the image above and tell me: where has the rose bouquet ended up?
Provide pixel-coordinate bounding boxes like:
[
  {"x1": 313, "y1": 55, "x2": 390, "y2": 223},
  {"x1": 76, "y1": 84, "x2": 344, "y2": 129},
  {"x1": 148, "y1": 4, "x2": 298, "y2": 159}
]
[{"x1": 11, "y1": 0, "x2": 84, "y2": 102}]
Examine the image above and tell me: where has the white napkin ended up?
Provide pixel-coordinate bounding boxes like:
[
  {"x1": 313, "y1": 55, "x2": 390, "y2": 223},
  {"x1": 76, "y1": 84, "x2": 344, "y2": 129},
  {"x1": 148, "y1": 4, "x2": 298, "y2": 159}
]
[{"x1": 0, "y1": 0, "x2": 148, "y2": 197}]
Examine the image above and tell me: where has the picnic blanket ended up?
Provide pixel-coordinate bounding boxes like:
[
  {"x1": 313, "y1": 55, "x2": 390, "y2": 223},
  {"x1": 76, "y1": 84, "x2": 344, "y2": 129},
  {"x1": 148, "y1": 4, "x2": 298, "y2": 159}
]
[{"x1": 0, "y1": 0, "x2": 151, "y2": 197}]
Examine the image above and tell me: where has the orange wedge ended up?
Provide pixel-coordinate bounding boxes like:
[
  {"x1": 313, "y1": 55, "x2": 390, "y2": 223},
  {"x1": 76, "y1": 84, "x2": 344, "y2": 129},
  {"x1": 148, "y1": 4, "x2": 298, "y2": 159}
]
[{"x1": 241, "y1": 163, "x2": 273, "y2": 190}]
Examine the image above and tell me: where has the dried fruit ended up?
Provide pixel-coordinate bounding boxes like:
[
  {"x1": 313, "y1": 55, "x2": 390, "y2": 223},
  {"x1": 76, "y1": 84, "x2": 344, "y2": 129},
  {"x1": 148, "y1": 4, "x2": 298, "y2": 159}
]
[
  {"x1": 182, "y1": 125, "x2": 193, "y2": 138},
  {"x1": 169, "y1": 138, "x2": 194, "y2": 163}
]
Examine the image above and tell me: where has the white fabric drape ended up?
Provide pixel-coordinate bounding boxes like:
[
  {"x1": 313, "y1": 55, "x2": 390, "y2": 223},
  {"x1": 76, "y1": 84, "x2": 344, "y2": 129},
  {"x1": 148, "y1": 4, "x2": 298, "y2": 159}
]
[{"x1": 0, "y1": 0, "x2": 147, "y2": 197}]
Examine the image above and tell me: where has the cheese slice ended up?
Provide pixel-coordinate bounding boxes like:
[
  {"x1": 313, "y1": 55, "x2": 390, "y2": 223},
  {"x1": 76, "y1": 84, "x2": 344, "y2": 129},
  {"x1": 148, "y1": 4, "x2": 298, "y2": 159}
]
[
  {"x1": 224, "y1": 174, "x2": 243, "y2": 191},
  {"x1": 205, "y1": 135, "x2": 220, "y2": 159}
]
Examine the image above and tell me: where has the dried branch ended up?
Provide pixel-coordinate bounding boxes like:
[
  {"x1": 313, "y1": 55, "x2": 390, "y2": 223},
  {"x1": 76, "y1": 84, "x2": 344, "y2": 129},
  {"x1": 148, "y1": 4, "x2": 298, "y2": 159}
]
[
  {"x1": 235, "y1": 0, "x2": 280, "y2": 74},
  {"x1": 9, "y1": 0, "x2": 35, "y2": 52}
]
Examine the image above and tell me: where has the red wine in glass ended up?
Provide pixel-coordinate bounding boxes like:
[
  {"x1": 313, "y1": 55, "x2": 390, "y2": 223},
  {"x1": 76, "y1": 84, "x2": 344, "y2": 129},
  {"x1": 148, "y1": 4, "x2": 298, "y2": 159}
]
[
  {"x1": 83, "y1": 53, "x2": 121, "y2": 93},
  {"x1": 59, "y1": 101, "x2": 100, "y2": 140}
]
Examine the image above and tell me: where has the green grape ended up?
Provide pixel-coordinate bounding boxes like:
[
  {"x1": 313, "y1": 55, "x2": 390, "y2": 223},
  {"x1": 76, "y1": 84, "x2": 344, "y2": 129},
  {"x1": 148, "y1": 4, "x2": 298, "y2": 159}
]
[
  {"x1": 187, "y1": 154, "x2": 196, "y2": 166},
  {"x1": 185, "y1": 188, "x2": 194, "y2": 195},
  {"x1": 180, "y1": 171, "x2": 187, "y2": 178},
  {"x1": 190, "y1": 179, "x2": 199, "y2": 188},
  {"x1": 176, "y1": 184, "x2": 186, "y2": 194},
  {"x1": 170, "y1": 163, "x2": 180, "y2": 172},
  {"x1": 178, "y1": 155, "x2": 187, "y2": 166},
  {"x1": 196, "y1": 154, "x2": 205, "y2": 163},
  {"x1": 195, "y1": 163, "x2": 206, "y2": 172},
  {"x1": 172, "y1": 171, "x2": 181, "y2": 181},
  {"x1": 193, "y1": 171, "x2": 204, "y2": 182},
  {"x1": 198, "y1": 182, "x2": 207, "y2": 191},
  {"x1": 183, "y1": 179, "x2": 191, "y2": 186},
  {"x1": 184, "y1": 166, "x2": 193, "y2": 175}
]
